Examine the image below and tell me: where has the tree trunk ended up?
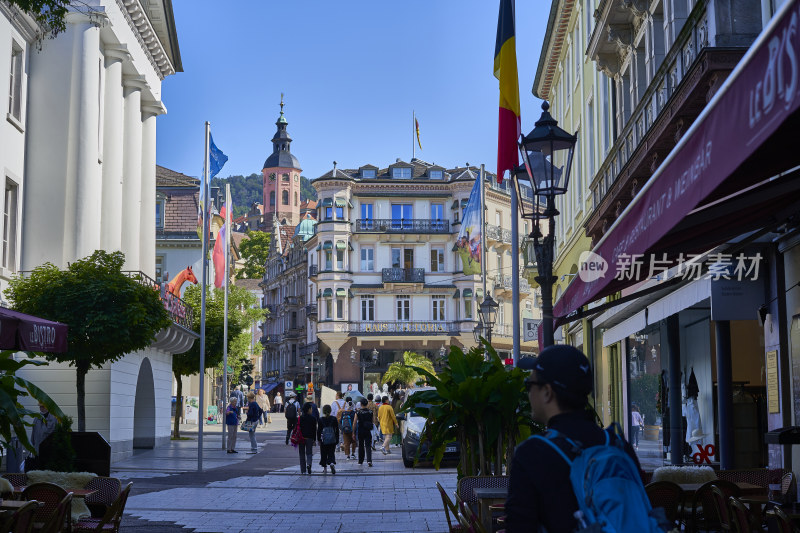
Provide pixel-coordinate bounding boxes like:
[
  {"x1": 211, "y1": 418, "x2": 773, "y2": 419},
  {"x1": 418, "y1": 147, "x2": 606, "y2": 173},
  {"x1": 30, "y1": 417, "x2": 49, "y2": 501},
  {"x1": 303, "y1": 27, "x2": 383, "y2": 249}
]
[
  {"x1": 496, "y1": 434, "x2": 503, "y2": 476},
  {"x1": 173, "y1": 372, "x2": 183, "y2": 439},
  {"x1": 76, "y1": 364, "x2": 89, "y2": 432},
  {"x1": 477, "y1": 421, "x2": 486, "y2": 475}
]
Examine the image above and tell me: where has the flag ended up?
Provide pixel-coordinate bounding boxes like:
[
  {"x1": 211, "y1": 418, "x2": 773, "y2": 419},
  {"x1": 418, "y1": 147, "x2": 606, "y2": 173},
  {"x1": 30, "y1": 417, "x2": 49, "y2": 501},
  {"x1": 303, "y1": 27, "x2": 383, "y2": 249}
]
[
  {"x1": 415, "y1": 115, "x2": 422, "y2": 150},
  {"x1": 198, "y1": 133, "x2": 228, "y2": 234},
  {"x1": 455, "y1": 176, "x2": 482, "y2": 276},
  {"x1": 494, "y1": 0, "x2": 521, "y2": 184},
  {"x1": 213, "y1": 204, "x2": 227, "y2": 288}
]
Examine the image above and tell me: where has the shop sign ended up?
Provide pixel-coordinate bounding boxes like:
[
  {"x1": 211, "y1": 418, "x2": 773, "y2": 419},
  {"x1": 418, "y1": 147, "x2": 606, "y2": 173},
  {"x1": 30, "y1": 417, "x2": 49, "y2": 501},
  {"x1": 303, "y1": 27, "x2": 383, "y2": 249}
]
[
  {"x1": 710, "y1": 279, "x2": 764, "y2": 320},
  {"x1": 264, "y1": 370, "x2": 279, "y2": 378},
  {"x1": 523, "y1": 319, "x2": 540, "y2": 341},
  {"x1": 766, "y1": 350, "x2": 779, "y2": 414}
]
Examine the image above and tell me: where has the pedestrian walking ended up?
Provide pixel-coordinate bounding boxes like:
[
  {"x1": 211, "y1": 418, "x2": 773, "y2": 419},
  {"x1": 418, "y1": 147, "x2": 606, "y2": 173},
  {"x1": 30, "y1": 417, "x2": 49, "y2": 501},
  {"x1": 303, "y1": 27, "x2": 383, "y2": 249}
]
[
  {"x1": 242, "y1": 392, "x2": 262, "y2": 454},
  {"x1": 631, "y1": 405, "x2": 644, "y2": 449},
  {"x1": 354, "y1": 398, "x2": 374, "y2": 467},
  {"x1": 232, "y1": 385, "x2": 245, "y2": 411},
  {"x1": 505, "y1": 345, "x2": 649, "y2": 533},
  {"x1": 337, "y1": 398, "x2": 356, "y2": 459},
  {"x1": 274, "y1": 392, "x2": 283, "y2": 413},
  {"x1": 377, "y1": 395, "x2": 398, "y2": 455},
  {"x1": 284, "y1": 392, "x2": 300, "y2": 445},
  {"x1": 225, "y1": 397, "x2": 239, "y2": 454},
  {"x1": 317, "y1": 404, "x2": 339, "y2": 474},
  {"x1": 297, "y1": 402, "x2": 317, "y2": 474},
  {"x1": 256, "y1": 388, "x2": 271, "y2": 424},
  {"x1": 330, "y1": 392, "x2": 345, "y2": 418},
  {"x1": 366, "y1": 393, "x2": 380, "y2": 450}
]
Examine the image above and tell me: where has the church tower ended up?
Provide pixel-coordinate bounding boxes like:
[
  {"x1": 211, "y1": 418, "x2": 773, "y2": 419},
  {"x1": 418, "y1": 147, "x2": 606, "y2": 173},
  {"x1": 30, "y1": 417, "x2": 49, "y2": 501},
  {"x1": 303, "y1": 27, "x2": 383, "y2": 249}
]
[{"x1": 262, "y1": 94, "x2": 302, "y2": 227}]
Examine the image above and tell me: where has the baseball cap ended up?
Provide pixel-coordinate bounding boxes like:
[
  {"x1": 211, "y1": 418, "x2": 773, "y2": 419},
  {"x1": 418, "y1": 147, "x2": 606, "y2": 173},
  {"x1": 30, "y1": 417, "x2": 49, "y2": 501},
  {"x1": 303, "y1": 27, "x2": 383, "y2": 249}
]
[{"x1": 529, "y1": 345, "x2": 593, "y2": 399}]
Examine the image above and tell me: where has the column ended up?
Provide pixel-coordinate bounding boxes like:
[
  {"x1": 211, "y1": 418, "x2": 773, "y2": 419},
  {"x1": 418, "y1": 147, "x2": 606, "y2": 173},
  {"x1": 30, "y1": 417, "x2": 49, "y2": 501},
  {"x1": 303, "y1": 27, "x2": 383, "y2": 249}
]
[
  {"x1": 121, "y1": 75, "x2": 147, "y2": 270},
  {"x1": 100, "y1": 46, "x2": 129, "y2": 253},
  {"x1": 715, "y1": 320, "x2": 734, "y2": 469},
  {"x1": 141, "y1": 101, "x2": 165, "y2": 279},
  {"x1": 667, "y1": 314, "x2": 683, "y2": 464},
  {"x1": 73, "y1": 20, "x2": 102, "y2": 261}
]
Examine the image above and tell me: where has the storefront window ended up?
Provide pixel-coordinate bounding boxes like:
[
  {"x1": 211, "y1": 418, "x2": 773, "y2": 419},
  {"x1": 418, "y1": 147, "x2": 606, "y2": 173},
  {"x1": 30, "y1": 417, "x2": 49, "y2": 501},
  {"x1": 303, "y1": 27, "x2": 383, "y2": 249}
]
[{"x1": 627, "y1": 327, "x2": 663, "y2": 470}]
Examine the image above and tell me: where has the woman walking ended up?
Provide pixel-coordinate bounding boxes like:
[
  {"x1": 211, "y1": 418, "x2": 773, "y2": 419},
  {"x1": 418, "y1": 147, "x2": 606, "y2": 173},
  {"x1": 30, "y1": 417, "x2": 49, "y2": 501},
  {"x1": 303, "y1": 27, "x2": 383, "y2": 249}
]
[
  {"x1": 317, "y1": 404, "x2": 339, "y2": 474},
  {"x1": 298, "y1": 402, "x2": 317, "y2": 474},
  {"x1": 225, "y1": 397, "x2": 239, "y2": 454},
  {"x1": 256, "y1": 388, "x2": 271, "y2": 424},
  {"x1": 243, "y1": 392, "x2": 262, "y2": 454},
  {"x1": 377, "y1": 395, "x2": 398, "y2": 455}
]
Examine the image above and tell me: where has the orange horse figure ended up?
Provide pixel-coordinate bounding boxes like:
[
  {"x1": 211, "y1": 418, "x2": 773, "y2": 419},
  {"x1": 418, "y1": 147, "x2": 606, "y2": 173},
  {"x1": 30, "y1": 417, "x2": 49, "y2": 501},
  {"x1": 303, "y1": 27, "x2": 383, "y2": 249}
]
[{"x1": 166, "y1": 266, "x2": 198, "y2": 297}]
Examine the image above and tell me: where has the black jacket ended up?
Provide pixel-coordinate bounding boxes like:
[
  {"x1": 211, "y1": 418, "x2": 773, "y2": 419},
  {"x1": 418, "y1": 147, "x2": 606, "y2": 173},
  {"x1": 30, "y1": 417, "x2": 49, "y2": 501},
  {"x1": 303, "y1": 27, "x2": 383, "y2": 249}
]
[
  {"x1": 504, "y1": 411, "x2": 641, "y2": 533},
  {"x1": 298, "y1": 413, "x2": 317, "y2": 441},
  {"x1": 317, "y1": 415, "x2": 339, "y2": 444}
]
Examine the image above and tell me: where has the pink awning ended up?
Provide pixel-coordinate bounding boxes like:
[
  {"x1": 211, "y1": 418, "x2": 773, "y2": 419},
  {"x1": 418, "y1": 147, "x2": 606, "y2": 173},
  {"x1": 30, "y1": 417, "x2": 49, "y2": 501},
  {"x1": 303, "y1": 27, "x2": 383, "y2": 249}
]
[
  {"x1": 0, "y1": 307, "x2": 68, "y2": 353},
  {"x1": 554, "y1": 0, "x2": 800, "y2": 321}
]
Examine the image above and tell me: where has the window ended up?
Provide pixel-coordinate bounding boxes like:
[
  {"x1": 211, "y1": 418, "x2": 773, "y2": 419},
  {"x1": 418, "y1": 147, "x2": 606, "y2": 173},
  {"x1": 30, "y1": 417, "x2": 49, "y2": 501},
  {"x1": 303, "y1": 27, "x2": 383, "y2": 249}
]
[
  {"x1": 391, "y1": 203, "x2": 412, "y2": 229},
  {"x1": 325, "y1": 206, "x2": 333, "y2": 220},
  {"x1": 155, "y1": 255, "x2": 165, "y2": 282},
  {"x1": 335, "y1": 205, "x2": 344, "y2": 219},
  {"x1": 431, "y1": 203, "x2": 444, "y2": 221},
  {"x1": 496, "y1": 211, "x2": 501, "y2": 227},
  {"x1": 2, "y1": 181, "x2": 17, "y2": 271},
  {"x1": 360, "y1": 247, "x2": 374, "y2": 271},
  {"x1": 8, "y1": 43, "x2": 23, "y2": 121},
  {"x1": 325, "y1": 299, "x2": 332, "y2": 319},
  {"x1": 430, "y1": 247, "x2": 444, "y2": 272},
  {"x1": 362, "y1": 169, "x2": 376, "y2": 178},
  {"x1": 361, "y1": 203, "x2": 373, "y2": 220},
  {"x1": 454, "y1": 211, "x2": 459, "y2": 223},
  {"x1": 336, "y1": 298, "x2": 344, "y2": 319},
  {"x1": 392, "y1": 167, "x2": 412, "y2": 178},
  {"x1": 282, "y1": 190, "x2": 289, "y2": 205},
  {"x1": 155, "y1": 199, "x2": 165, "y2": 229},
  {"x1": 269, "y1": 191, "x2": 275, "y2": 206},
  {"x1": 361, "y1": 296, "x2": 374, "y2": 321},
  {"x1": 392, "y1": 247, "x2": 413, "y2": 269},
  {"x1": 325, "y1": 251, "x2": 332, "y2": 270},
  {"x1": 282, "y1": 173, "x2": 290, "y2": 182},
  {"x1": 464, "y1": 299, "x2": 473, "y2": 319},
  {"x1": 431, "y1": 296, "x2": 446, "y2": 321},
  {"x1": 497, "y1": 252, "x2": 503, "y2": 275},
  {"x1": 336, "y1": 249, "x2": 344, "y2": 269},
  {"x1": 497, "y1": 299, "x2": 505, "y2": 326},
  {"x1": 396, "y1": 296, "x2": 410, "y2": 321},
  {"x1": 429, "y1": 170, "x2": 443, "y2": 179}
]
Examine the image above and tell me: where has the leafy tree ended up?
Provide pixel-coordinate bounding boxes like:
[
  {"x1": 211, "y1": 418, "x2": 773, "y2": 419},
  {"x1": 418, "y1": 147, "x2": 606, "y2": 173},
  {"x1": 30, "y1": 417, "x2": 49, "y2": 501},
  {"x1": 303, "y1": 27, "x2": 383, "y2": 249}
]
[
  {"x1": 172, "y1": 284, "x2": 264, "y2": 437},
  {"x1": 300, "y1": 176, "x2": 317, "y2": 201},
  {"x1": 236, "y1": 230, "x2": 271, "y2": 279},
  {"x1": 6, "y1": 0, "x2": 72, "y2": 36},
  {"x1": 0, "y1": 350, "x2": 67, "y2": 455},
  {"x1": 218, "y1": 332, "x2": 262, "y2": 388},
  {"x1": 381, "y1": 351, "x2": 435, "y2": 388},
  {"x1": 5, "y1": 251, "x2": 171, "y2": 431}
]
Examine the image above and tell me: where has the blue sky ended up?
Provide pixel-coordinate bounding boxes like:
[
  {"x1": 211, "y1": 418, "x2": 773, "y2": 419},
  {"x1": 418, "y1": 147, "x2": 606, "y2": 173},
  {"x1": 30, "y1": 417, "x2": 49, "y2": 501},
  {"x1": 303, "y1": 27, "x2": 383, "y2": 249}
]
[{"x1": 156, "y1": 1, "x2": 548, "y2": 181}]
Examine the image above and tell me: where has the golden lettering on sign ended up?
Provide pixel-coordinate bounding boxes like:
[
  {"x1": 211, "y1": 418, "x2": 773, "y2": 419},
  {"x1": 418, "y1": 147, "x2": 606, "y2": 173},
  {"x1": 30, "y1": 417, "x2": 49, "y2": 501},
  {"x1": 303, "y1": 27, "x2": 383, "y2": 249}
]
[{"x1": 766, "y1": 350, "x2": 779, "y2": 414}]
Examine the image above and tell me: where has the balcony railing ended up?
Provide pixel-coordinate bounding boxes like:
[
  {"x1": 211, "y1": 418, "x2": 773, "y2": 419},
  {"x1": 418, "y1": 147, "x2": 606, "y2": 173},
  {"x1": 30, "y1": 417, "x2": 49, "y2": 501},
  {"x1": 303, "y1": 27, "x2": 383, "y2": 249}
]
[
  {"x1": 284, "y1": 295, "x2": 303, "y2": 306},
  {"x1": 299, "y1": 340, "x2": 319, "y2": 357},
  {"x1": 355, "y1": 219, "x2": 450, "y2": 234},
  {"x1": 309, "y1": 265, "x2": 318, "y2": 277},
  {"x1": 382, "y1": 268, "x2": 425, "y2": 284},
  {"x1": 123, "y1": 271, "x2": 194, "y2": 329},
  {"x1": 261, "y1": 334, "x2": 278, "y2": 345},
  {"x1": 494, "y1": 274, "x2": 531, "y2": 293},
  {"x1": 305, "y1": 303, "x2": 317, "y2": 316},
  {"x1": 284, "y1": 328, "x2": 304, "y2": 340},
  {"x1": 350, "y1": 321, "x2": 457, "y2": 336}
]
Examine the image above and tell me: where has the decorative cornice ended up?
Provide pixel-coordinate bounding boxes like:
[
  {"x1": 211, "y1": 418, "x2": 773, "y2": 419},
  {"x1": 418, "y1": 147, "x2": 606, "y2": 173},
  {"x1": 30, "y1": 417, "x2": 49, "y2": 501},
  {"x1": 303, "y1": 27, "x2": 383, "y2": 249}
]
[
  {"x1": 122, "y1": 74, "x2": 148, "y2": 91},
  {"x1": 142, "y1": 100, "x2": 167, "y2": 117},
  {"x1": 0, "y1": 2, "x2": 43, "y2": 43},
  {"x1": 116, "y1": 0, "x2": 175, "y2": 80},
  {"x1": 534, "y1": 0, "x2": 577, "y2": 100}
]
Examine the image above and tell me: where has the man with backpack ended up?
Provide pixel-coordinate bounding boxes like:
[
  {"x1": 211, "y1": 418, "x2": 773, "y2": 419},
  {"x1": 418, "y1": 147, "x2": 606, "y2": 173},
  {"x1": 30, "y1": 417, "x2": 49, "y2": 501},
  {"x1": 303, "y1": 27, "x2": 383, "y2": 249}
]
[
  {"x1": 337, "y1": 399, "x2": 356, "y2": 459},
  {"x1": 505, "y1": 345, "x2": 657, "y2": 533},
  {"x1": 284, "y1": 392, "x2": 300, "y2": 445}
]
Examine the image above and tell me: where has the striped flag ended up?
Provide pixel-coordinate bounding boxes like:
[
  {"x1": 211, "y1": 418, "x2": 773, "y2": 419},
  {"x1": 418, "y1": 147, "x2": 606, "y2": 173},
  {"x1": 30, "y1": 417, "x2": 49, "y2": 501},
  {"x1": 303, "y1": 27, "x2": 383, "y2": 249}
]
[{"x1": 494, "y1": 0, "x2": 521, "y2": 184}]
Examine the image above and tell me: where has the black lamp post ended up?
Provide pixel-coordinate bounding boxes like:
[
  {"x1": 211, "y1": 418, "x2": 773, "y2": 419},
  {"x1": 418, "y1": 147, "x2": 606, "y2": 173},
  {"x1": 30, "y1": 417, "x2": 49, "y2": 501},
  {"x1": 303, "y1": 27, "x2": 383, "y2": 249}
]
[
  {"x1": 473, "y1": 323, "x2": 483, "y2": 344},
  {"x1": 514, "y1": 101, "x2": 577, "y2": 348},
  {"x1": 479, "y1": 295, "x2": 499, "y2": 344}
]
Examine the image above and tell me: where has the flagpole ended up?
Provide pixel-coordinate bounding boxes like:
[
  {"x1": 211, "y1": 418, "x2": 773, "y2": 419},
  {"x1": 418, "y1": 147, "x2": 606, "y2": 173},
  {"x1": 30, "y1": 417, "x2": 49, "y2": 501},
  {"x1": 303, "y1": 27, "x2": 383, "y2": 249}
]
[
  {"x1": 511, "y1": 177, "x2": 520, "y2": 366},
  {"x1": 198, "y1": 122, "x2": 210, "y2": 471},
  {"x1": 221, "y1": 184, "x2": 230, "y2": 450}
]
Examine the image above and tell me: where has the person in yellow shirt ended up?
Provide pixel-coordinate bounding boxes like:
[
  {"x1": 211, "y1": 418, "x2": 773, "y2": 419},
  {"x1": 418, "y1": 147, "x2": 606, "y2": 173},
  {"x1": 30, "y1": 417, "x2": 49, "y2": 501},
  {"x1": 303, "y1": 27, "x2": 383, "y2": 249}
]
[{"x1": 377, "y1": 395, "x2": 398, "y2": 455}]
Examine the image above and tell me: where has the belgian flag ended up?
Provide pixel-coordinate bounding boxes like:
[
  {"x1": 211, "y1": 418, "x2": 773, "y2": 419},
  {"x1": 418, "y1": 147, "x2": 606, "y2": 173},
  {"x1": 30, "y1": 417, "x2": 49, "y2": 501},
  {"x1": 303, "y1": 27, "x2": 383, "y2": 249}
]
[{"x1": 494, "y1": 0, "x2": 521, "y2": 184}]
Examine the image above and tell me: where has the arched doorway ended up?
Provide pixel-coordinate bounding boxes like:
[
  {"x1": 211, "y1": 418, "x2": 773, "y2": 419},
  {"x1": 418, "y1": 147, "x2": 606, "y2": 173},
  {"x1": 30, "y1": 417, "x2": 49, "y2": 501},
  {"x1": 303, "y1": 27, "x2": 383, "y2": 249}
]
[{"x1": 133, "y1": 357, "x2": 156, "y2": 449}]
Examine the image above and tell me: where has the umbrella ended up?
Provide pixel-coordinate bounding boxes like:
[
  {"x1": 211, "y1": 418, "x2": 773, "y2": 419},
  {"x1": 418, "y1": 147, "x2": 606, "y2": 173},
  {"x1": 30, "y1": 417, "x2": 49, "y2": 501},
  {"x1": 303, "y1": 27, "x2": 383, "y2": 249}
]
[{"x1": 0, "y1": 307, "x2": 68, "y2": 353}]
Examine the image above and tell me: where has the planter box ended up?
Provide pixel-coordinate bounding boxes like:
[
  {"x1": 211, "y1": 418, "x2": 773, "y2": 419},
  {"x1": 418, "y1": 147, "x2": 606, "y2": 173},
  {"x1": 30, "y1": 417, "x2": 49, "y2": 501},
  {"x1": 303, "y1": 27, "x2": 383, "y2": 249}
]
[{"x1": 644, "y1": 424, "x2": 661, "y2": 441}]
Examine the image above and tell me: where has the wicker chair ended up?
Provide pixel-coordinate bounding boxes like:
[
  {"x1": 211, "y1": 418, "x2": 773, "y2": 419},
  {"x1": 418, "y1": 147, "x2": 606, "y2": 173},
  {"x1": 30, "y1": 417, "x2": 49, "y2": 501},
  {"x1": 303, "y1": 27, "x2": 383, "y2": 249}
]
[
  {"x1": 458, "y1": 499, "x2": 487, "y2": 533},
  {"x1": 436, "y1": 482, "x2": 465, "y2": 533},
  {"x1": 711, "y1": 485, "x2": 736, "y2": 532},
  {"x1": 21, "y1": 482, "x2": 71, "y2": 532},
  {"x1": 728, "y1": 496, "x2": 754, "y2": 533},
  {"x1": 456, "y1": 476, "x2": 509, "y2": 512},
  {"x1": 645, "y1": 481, "x2": 684, "y2": 528},
  {"x1": 36, "y1": 492, "x2": 73, "y2": 533},
  {"x1": 0, "y1": 500, "x2": 39, "y2": 533},
  {"x1": 2, "y1": 472, "x2": 28, "y2": 489},
  {"x1": 765, "y1": 507, "x2": 797, "y2": 533},
  {"x1": 72, "y1": 482, "x2": 132, "y2": 533},
  {"x1": 781, "y1": 472, "x2": 796, "y2": 502},
  {"x1": 687, "y1": 479, "x2": 740, "y2": 533},
  {"x1": 83, "y1": 477, "x2": 122, "y2": 519}
]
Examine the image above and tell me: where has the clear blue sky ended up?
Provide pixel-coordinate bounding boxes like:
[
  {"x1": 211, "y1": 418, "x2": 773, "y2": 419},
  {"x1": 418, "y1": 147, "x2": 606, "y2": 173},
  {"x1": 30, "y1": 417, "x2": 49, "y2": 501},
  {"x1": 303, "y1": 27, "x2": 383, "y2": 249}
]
[{"x1": 156, "y1": 1, "x2": 547, "y2": 181}]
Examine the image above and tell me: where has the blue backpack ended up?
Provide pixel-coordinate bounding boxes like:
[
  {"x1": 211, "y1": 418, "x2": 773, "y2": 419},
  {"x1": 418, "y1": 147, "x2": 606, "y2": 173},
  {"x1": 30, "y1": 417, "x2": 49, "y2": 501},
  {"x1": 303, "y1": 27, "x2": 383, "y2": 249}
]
[{"x1": 532, "y1": 423, "x2": 666, "y2": 532}]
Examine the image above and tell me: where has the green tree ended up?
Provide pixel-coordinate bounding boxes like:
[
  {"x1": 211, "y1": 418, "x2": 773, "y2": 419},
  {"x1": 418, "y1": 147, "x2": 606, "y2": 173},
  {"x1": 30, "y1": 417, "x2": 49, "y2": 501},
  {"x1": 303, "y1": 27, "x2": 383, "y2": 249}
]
[
  {"x1": 172, "y1": 284, "x2": 264, "y2": 437},
  {"x1": 236, "y1": 230, "x2": 271, "y2": 279},
  {"x1": 0, "y1": 350, "x2": 67, "y2": 455},
  {"x1": 381, "y1": 351, "x2": 435, "y2": 388},
  {"x1": 6, "y1": 0, "x2": 72, "y2": 36},
  {"x1": 211, "y1": 174, "x2": 263, "y2": 218},
  {"x1": 300, "y1": 176, "x2": 317, "y2": 201},
  {"x1": 219, "y1": 331, "x2": 262, "y2": 387},
  {"x1": 5, "y1": 251, "x2": 171, "y2": 431}
]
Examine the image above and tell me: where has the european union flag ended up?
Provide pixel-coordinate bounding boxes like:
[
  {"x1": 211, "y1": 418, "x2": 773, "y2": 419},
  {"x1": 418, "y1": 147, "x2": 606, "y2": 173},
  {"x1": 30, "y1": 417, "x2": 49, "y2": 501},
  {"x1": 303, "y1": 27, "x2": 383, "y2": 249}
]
[{"x1": 209, "y1": 134, "x2": 228, "y2": 178}]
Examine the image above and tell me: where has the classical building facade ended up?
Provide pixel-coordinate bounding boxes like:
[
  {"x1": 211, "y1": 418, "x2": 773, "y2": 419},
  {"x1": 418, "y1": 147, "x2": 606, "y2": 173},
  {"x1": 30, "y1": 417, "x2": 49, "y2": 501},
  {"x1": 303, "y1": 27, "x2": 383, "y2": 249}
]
[{"x1": 307, "y1": 159, "x2": 540, "y2": 393}]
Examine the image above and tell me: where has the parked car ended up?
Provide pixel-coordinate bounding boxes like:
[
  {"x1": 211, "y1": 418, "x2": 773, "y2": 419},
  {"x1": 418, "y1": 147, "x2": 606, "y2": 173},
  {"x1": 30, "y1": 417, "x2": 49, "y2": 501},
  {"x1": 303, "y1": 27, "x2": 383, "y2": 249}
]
[{"x1": 397, "y1": 387, "x2": 460, "y2": 468}]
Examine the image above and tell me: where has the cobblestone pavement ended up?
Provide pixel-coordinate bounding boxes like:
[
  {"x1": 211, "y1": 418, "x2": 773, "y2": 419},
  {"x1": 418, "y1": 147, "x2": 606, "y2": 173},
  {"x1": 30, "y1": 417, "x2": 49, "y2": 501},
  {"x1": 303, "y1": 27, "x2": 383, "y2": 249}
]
[{"x1": 116, "y1": 421, "x2": 457, "y2": 533}]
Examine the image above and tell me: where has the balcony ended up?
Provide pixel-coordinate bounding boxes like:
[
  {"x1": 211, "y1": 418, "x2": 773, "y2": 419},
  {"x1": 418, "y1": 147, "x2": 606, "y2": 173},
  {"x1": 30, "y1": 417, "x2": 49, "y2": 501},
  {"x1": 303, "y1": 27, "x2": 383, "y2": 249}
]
[
  {"x1": 299, "y1": 340, "x2": 319, "y2": 357},
  {"x1": 124, "y1": 271, "x2": 194, "y2": 329},
  {"x1": 305, "y1": 303, "x2": 317, "y2": 319},
  {"x1": 493, "y1": 274, "x2": 531, "y2": 294},
  {"x1": 261, "y1": 334, "x2": 279, "y2": 345},
  {"x1": 382, "y1": 268, "x2": 425, "y2": 284},
  {"x1": 284, "y1": 295, "x2": 303, "y2": 306},
  {"x1": 350, "y1": 321, "x2": 457, "y2": 336},
  {"x1": 284, "y1": 328, "x2": 304, "y2": 340},
  {"x1": 355, "y1": 219, "x2": 450, "y2": 234},
  {"x1": 309, "y1": 265, "x2": 318, "y2": 277}
]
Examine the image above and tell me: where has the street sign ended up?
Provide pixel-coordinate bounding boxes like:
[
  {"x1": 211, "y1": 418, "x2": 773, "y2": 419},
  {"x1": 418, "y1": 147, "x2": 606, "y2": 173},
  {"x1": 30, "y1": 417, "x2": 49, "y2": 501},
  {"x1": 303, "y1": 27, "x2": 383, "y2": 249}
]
[
  {"x1": 285, "y1": 380, "x2": 293, "y2": 390},
  {"x1": 523, "y1": 319, "x2": 541, "y2": 342}
]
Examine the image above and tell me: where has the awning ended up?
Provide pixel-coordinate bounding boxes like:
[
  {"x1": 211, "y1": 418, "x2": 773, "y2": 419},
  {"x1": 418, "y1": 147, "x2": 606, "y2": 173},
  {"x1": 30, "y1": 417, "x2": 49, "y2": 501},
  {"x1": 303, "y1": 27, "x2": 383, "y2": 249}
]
[
  {"x1": 451, "y1": 200, "x2": 459, "y2": 210},
  {"x1": 259, "y1": 383, "x2": 278, "y2": 393},
  {"x1": 336, "y1": 288, "x2": 347, "y2": 298},
  {"x1": 462, "y1": 288, "x2": 473, "y2": 298},
  {"x1": 0, "y1": 307, "x2": 68, "y2": 353},
  {"x1": 461, "y1": 199, "x2": 469, "y2": 207},
  {"x1": 322, "y1": 241, "x2": 333, "y2": 250},
  {"x1": 322, "y1": 288, "x2": 333, "y2": 297},
  {"x1": 335, "y1": 240, "x2": 347, "y2": 251},
  {"x1": 554, "y1": 1, "x2": 800, "y2": 322},
  {"x1": 321, "y1": 198, "x2": 333, "y2": 207},
  {"x1": 453, "y1": 289, "x2": 460, "y2": 298},
  {"x1": 334, "y1": 198, "x2": 347, "y2": 207}
]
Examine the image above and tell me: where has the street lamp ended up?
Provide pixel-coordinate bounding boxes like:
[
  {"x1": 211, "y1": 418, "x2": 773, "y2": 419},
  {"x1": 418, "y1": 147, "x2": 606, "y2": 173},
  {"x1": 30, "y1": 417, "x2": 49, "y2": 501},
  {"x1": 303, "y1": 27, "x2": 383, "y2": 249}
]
[
  {"x1": 473, "y1": 323, "x2": 483, "y2": 344},
  {"x1": 479, "y1": 295, "x2": 499, "y2": 344},
  {"x1": 515, "y1": 101, "x2": 577, "y2": 348},
  {"x1": 350, "y1": 348, "x2": 356, "y2": 363}
]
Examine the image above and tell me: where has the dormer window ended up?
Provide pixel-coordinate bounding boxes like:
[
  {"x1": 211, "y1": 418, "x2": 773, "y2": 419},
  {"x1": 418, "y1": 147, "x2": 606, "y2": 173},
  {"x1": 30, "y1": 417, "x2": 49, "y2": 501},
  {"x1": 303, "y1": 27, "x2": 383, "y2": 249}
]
[
  {"x1": 392, "y1": 167, "x2": 412, "y2": 179},
  {"x1": 361, "y1": 169, "x2": 376, "y2": 178},
  {"x1": 429, "y1": 170, "x2": 443, "y2": 179}
]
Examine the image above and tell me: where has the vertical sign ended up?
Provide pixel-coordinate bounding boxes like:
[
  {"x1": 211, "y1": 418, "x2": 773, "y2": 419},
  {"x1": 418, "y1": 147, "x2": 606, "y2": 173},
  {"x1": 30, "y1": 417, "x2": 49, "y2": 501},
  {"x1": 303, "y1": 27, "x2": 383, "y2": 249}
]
[{"x1": 766, "y1": 350, "x2": 779, "y2": 414}]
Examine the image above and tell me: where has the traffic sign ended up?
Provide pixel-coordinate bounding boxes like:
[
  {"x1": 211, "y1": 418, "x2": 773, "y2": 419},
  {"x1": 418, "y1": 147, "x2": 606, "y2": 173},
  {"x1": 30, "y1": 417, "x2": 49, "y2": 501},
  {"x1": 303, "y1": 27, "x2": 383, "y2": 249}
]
[
  {"x1": 523, "y1": 319, "x2": 541, "y2": 341},
  {"x1": 285, "y1": 380, "x2": 293, "y2": 390}
]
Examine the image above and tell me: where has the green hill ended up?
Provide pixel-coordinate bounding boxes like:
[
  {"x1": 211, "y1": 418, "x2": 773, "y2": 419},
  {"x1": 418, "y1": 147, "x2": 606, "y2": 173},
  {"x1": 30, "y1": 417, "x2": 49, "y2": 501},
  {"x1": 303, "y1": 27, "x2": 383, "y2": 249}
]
[{"x1": 212, "y1": 174, "x2": 317, "y2": 218}]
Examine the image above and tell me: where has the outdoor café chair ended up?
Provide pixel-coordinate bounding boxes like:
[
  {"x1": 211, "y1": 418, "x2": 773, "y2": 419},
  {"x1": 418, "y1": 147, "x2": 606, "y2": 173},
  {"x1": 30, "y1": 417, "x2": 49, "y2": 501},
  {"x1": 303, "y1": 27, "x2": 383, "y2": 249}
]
[
  {"x1": 645, "y1": 480, "x2": 684, "y2": 528},
  {"x1": 83, "y1": 477, "x2": 122, "y2": 519},
  {"x1": 728, "y1": 495, "x2": 754, "y2": 533},
  {"x1": 687, "y1": 479, "x2": 740, "y2": 533},
  {"x1": 781, "y1": 472, "x2": 796, "y2": 502},
  {"x1": 436, "y1": 481, "x2": 465, "y2": 533},
  {"x1": 36, "y1": 492, "x2": 72, "y2": 533},
  {"x1": 0, "y1": 500, "x2": 39, "y2": 533},
  {"x1": 21, "y1": 482, "x2": 71, "y2": 532},
  {"x1": 458, "y1": 499, "x2": 487, "y2": 533},
  {"x1": 765, "y1": 507, "x2": 797, "y2": 533},
  {"x1": 73, "y1": 482, "x2": 132, "y2": 533}
]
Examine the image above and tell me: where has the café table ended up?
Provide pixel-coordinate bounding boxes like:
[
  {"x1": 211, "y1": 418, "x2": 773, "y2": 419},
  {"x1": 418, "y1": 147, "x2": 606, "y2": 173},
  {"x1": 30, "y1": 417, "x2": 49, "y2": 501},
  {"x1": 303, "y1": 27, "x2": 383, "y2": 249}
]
[
  {"x1": 13, "y1": 487, "x2": 96, "y2": 499},
  {"x1": 473, "y1": 487, "x2": 507, "y2": 532},
  {"x1": 678, "y1": 481, "x2": 765, "y2": 496}
]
